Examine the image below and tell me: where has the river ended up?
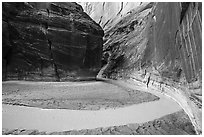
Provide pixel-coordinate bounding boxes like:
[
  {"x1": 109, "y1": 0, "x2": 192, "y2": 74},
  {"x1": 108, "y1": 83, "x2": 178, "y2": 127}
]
[{"x1": 2, "y1": 80, "x2": 181, "y2": 132}]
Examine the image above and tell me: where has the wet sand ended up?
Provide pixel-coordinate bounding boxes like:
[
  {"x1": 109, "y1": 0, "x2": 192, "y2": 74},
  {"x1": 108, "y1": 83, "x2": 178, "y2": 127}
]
[{"x1": 2, "y1": 80, "x2": 159, "y2": 110}]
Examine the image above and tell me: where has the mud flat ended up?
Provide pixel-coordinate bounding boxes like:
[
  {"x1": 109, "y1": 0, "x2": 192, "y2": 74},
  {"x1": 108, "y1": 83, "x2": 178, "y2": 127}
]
[{"x1": 2, "y1": 81, "x2": 159, "y2": 110}]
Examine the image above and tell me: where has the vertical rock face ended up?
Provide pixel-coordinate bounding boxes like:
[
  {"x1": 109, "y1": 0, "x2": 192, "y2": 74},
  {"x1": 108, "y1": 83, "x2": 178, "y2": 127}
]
[
  {"x1": 2, "y1": 2, "x2": 104, "y2": 81},
  {"x1": 151, "y1": 3, "x2": 202, "y2": 133},
  {"x1": 79, "y1": 2, "x2": 150, "y2": 31},
  {"x1": 152, "y1": 2, "x2": 202, "y2": 84},
  {"x1": 80, "y1": 2, "x2": 202, "y2": 134}
]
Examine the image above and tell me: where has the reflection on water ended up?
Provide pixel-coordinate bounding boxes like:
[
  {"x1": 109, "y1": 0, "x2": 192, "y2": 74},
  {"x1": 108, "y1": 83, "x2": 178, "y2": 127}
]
[{"x1": 3, "y1": 95, "x2": 181, "y2": 132}]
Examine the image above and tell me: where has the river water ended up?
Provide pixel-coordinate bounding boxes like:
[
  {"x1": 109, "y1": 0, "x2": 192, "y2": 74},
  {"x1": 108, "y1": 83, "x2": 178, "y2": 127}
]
[{"x1": 2, "y1": 91, "x2": 181, "y2": 132}]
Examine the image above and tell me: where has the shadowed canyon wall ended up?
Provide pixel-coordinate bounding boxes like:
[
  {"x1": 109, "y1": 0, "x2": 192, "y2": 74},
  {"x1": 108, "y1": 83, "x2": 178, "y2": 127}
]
[
  {"x1": 2, "y1": 2, "x2": 104, "y2": 81},
  {"x1": 80, "y1": 2, "x2": 202, "y2": 134}
]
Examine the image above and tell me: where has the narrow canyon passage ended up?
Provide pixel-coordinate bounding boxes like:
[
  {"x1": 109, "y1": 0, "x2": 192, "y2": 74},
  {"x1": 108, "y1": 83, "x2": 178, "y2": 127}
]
[
  {"x1": 3, "y1": 80, "x2": 182, "y2": 133},
  {"x1": 2, "y1": 2, "x2": 201, "y2": 135}
]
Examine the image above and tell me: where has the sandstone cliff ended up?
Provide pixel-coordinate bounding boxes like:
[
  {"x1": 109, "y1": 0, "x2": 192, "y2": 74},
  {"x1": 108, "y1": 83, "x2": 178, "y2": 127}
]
[
  {"x1": 79, "y1": 2, "x2": 152, "y2": 32},
  {"x1": 2, "y1": 2, "x2": 104, "y2": 81},
  {"x1": 80, "y1": 2, "x2": 202, "y2": 134}
]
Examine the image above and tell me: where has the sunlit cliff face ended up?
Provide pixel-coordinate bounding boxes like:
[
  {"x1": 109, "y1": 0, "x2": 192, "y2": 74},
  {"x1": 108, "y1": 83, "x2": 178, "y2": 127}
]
[{"x1": 79, "y1": 2, "x2": 202, "y2": 134}]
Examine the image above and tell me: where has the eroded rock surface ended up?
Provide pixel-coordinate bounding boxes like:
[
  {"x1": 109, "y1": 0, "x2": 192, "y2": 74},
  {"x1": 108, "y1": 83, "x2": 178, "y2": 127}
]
[
  {"x1": 2, "y1": 2, "x2": 104, "y2": 81},
  {"x1": 80, "y1": 2, "x2": 202, "y2": 134},
  {"x1": 79, "y1": 2, "x2": 150, "y2": 32}
]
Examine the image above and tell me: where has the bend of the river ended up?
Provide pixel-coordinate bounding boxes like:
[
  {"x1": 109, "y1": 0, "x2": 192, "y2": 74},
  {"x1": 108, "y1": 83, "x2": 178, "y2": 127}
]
[{"x1": 2, "y1": 80, "x2": 182, "y2": 132}]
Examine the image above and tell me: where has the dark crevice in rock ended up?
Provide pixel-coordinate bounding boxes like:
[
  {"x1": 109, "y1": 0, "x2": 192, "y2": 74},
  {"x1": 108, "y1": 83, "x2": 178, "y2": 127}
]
[
  {"x1": 117, "y1": 2, "x2": 123, "y2": 16},
  {"x1": 98, "y1": 16, "x2": 103, "y2": 25},
  {"x1": 46, "y1": 9, "x2": 60, "y2": 81},
  {"x1": 3, "y1": 21, "x2": 18, "y2": 80},
  {"x1": 53, "y1": 63, "x2": 60, "y2": 81},
  {"x1": 39, "y1": 57, "x2": 43, "y2": 76},
  {"x1": 46, "y1": 8, "x2": 50, "y2": 16},
  {"x1": 129, "y1": 20, "x2": 138, "y2": 31},
  {"x1": 180, "y1": 2, "x2": 190, "y2": 24},
  {"x1": 47, "y1": 41, "x2": 54, "y2": 67},
  {"x1": 102, "y1": 2, "x2": 105, "y2": 11},
  {"x1": 102, "y1": 19, "x2": 110, "y2": 29}
]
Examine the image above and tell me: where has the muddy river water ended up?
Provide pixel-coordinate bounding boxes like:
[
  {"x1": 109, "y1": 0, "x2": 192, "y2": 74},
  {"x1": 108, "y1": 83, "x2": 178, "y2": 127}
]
[{"x1": 3, "y1": 82, "x2": 181, "y2": 132}]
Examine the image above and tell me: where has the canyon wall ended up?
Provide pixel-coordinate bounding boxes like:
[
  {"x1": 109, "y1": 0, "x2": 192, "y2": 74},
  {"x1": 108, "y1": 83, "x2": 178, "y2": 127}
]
[
  {"x1": 2, "y1": 2, "x2": 104, "y2": 81},
  {"x1": 79, "y1": 2, "x2": 152, "y2": 32},
  {"x1": 80, "y1": 2, "x2": 202, "y2": 134}
]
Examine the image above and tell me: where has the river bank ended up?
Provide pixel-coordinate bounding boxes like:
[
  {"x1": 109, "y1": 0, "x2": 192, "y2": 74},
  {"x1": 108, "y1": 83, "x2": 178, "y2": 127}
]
[{"x1": 2, "y1": 80, "x2": 159, "y2": 110}]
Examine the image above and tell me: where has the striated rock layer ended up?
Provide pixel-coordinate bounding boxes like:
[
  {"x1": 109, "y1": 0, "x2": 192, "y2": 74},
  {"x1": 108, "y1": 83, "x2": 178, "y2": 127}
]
[
  {"x1": 80, "y1": 2, "x2": 202, "y2": 134},
  {"x1": 79, "y1": 2, "x2": 152, "y2": 32},
  {"x1": 2, "y1": 2, "x2": 104, "y2": 81}
]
